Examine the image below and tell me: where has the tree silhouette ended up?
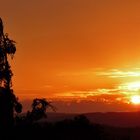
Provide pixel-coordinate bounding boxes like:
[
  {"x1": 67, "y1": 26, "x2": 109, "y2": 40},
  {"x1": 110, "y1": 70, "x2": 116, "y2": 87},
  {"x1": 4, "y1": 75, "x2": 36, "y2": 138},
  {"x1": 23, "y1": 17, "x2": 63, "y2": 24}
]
[
  {"x1": 0, "y1": 18, "x2": 22, "y2": 128},
  {"x1": 26, "y1": 98, "x2": 56, "y2": 122}
]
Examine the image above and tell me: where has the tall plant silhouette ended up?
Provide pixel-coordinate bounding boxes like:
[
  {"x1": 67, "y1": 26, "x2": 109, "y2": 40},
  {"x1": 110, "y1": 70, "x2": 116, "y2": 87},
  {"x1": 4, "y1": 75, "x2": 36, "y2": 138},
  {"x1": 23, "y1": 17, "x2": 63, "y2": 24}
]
[{"x1": 0, "y1": 18, "x2": 22, "y2": 128}]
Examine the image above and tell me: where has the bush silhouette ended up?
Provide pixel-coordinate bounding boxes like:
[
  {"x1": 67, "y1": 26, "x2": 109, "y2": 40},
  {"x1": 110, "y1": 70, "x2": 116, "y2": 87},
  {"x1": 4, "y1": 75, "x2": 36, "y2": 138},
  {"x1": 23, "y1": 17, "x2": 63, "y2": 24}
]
[{"x1": 26, "y1": 98, "x2": 56, "y2": 122}]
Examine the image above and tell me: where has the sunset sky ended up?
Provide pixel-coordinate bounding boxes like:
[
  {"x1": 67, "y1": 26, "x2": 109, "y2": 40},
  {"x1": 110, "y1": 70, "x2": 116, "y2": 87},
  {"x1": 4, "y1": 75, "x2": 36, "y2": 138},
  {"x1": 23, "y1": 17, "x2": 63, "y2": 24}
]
[{"x1": 1, "y1": 0, "x2": 140, "y2": 112}]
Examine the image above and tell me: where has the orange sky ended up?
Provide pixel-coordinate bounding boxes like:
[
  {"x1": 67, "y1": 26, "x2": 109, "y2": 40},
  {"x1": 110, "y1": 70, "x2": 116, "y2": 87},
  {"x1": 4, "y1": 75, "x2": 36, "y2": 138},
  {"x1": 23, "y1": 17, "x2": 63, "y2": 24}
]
[{"x1": 1, "y1": 0, "x2": 140, "y2": 112}]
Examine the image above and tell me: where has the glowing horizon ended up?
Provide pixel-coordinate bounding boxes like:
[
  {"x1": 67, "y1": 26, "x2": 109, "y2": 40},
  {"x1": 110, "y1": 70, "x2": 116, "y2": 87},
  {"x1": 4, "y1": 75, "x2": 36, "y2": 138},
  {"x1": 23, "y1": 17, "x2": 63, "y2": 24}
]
[{"x1": 1, "y1": 0, "x2": 140, "y2": 112}]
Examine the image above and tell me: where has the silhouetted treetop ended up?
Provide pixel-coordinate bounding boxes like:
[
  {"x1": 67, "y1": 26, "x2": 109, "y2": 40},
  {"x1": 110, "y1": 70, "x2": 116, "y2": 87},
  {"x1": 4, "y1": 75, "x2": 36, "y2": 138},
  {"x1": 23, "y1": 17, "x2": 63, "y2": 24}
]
[
  {"x1": 0, "y1": 17, "x2": 22, "y2": 128},
  {"x1": 0, "y1": 17, "x2": 16, "y2": 88},
  {"x1": 26, "y1": 98, "x2": 56, "y2": 121}
]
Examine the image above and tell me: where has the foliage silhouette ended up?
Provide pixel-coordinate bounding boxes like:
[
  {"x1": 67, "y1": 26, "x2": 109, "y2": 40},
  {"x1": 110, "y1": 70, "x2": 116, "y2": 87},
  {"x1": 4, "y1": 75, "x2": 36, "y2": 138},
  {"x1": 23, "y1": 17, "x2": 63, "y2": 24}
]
[
  {"x1": 11, "y1": 114, "x2": 105, "y2": 140},
  {"x1": 0, "y1": 18, "x2": 22, "y2": 129},
  {"x1": 15, "y1": 98, "x2": 56, "y2": 127},
  {"x1": 26, "y1": 98, "x2": 56, "y2": 122}
]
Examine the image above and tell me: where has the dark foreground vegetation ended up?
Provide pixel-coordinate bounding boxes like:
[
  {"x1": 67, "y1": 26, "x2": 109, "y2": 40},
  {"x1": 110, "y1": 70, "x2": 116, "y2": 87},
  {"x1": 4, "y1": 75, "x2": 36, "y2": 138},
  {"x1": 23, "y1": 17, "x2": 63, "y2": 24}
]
[{"x1": 0, "y1": 114, "x2": 139, "y2": 140}]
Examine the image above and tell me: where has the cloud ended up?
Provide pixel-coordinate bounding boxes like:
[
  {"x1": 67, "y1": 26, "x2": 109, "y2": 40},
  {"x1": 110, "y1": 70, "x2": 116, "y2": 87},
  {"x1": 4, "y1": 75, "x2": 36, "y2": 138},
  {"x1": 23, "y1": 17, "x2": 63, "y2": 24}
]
[
  {"x1": 54, "y1": 88, "x2": 121, "y2": 99},
  {"x1": 54, "y1": 80, "x2": 140, "y2": 104},
  {"x1": 118, "y1": 81, "x2": 140, "y2": 93},
  {"x1": 54, "y1": 88, "x2": 129, "y2": 105},
  {"x1": 96, "y1": 68, "x2": 140, "y2": 78},
  {"x1": 58, "y1": 68, "x2": 140, "y2": 79}
]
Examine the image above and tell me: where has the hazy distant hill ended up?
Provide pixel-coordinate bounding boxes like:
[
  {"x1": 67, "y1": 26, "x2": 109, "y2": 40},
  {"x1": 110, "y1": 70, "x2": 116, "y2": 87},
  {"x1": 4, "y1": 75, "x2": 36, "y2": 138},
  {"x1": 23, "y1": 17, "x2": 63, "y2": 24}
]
[
  {"x1": 15, "y1": 112, "x2": 140, "y2": 139},
  {"x1": 84, "y1": 112, "x2": 140, "y2": 127},
  {"x1": 39, "y1": 112, "x2": 77, "y2": 122},
  {"x1": 44, "y1": 112, "x2": 140, "y2": 127}
]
